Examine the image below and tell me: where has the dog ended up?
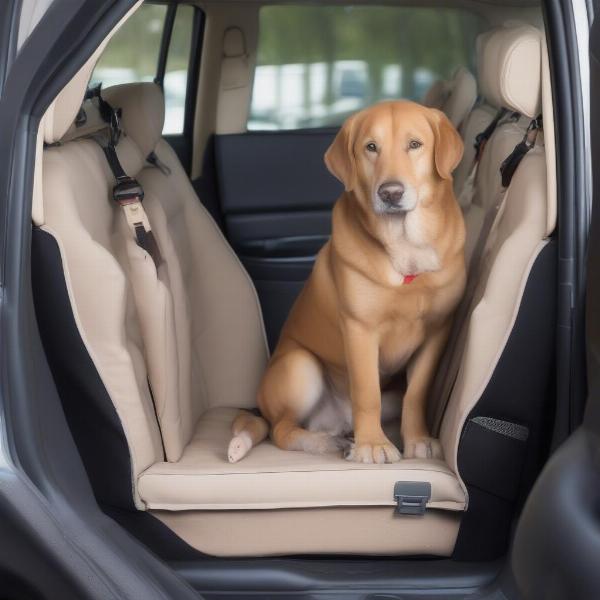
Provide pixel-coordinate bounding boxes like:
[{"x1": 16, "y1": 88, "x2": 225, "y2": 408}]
[{"x1": 228, "y1": 100, "x2": 466, "y2": 464}]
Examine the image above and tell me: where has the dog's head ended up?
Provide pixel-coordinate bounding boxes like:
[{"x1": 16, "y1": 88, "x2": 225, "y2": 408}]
[{"x1": 324, "y1": 101, "x2": 463, "y2": 216}]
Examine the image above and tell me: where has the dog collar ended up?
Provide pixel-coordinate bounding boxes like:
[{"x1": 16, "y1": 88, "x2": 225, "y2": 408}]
[{"x1": 403, "y1": 274, "x2": 418, "y2": 285}]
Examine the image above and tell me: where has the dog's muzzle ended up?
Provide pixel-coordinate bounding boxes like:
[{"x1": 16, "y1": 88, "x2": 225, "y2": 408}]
[{"x1": 376, "y1": 181, "x2": 416, "y2": 213}]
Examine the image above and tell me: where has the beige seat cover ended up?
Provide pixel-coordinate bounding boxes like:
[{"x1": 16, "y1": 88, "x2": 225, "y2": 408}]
[
  {"x1": 139, "y1": 407, "x2": 465, "y2": 511},
  {"x1": 36, "y1": 20, "x2": 553, "y2": 558}
]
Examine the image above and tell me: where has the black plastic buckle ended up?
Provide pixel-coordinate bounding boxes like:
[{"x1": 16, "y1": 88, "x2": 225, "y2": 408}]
[
  {"x1": 393, "y1": 481, "x2": 431, "y2": 516},
  {"x1": 113, "y1": 177, "x2": 144, "y2": 206}
]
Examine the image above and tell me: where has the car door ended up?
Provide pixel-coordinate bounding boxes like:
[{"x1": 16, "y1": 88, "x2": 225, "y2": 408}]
[
  {"x1": 509, "y1": 0, "x2": 598, "y2": 597},
  {"x1": 0, "y1": 2, "x2": 201, "y2": 598}
]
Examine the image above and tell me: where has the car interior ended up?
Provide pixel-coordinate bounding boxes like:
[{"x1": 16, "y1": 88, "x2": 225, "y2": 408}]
[{"x1": 29, "y1": 0, "x2": 557, "y2": 573}]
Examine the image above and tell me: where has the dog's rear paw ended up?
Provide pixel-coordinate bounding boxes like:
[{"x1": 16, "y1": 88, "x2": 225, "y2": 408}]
[
  {"x1": 228, "y1": 432, "x2": 252, "y2": 463},
  {"x1": 344, "y1": 440, "x2": 402, "y2": 464},
  {"x1": 403, "y1": 437, "x2": 443, "y2": 460},
  {"x1": 301, "y1": 432, "x2": 351, "y2": 455}
]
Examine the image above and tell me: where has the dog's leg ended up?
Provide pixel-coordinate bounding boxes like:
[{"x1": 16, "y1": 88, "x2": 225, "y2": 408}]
[
  {"x1": 401, "y1": 322, "x2": 451, "y2": 459},
  {"x1": 260, "y1": 346, "x2": 348, "y2": 455},
  {"x1": 342, "y1": 322, "x2": 401, "y2": 464}
]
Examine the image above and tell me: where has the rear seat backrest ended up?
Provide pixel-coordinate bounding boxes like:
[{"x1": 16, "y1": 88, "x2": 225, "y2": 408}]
[
  {"x1": 41, "y1": 92, "x2": 164, "y2": 501},
  {"x1": 39, "y1": 75, "x2": 268, "y2": 505},
  {"x1": 438, "y1": 24, "x2": 548, "y2": 474},
  {"x1": 104, "y1": 82, "x2": 269, "y2": 457}
]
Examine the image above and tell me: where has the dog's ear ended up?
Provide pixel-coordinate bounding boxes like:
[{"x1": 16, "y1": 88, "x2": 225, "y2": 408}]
[
  {"x1": 429, "y1": 108, "x2": 464, "y2": 180},
  {"x1": 324, "y1": 113, "x2": 358, "y2": 191}
]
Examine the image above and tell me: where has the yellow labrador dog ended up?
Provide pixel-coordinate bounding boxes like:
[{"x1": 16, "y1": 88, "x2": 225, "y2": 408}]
[{"x1": 229, "y1": 100, "x2": 465, "y2": 464}]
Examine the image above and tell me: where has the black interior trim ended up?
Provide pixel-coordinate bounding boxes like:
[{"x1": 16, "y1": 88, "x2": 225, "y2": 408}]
[
  {"x1": 215, "y1": 129, "x2": 341, "y2": 216},
  {"x1": 584, "y1": 0, "x2": 600, "y2": 432},
  {"x1": 174, "y1": 557, "x2": 505, "y2": 598},
  {"x1": 0, "y1": 0, "x2": 20, "y2": 96},
  {"x1": 154, "y1": 3, "x2": 176, "y2": 87},
  {"x1": 454, "y1": 240, "x2": 557, "y2": 560},
  {"x1": 511, "y1": 428, "x2": 600, "y2": 599},
  {"x1": 182, "y1": 5, "x2": 204, "y2": 173},
  {"x1": 226, "y1": 209, "x2": 332, "y2": 244},
  {"x1": 236, "y1": 234, "x2": 328, "y2": 259},
  {"x1": 164, "y1": 5, "x2": 205, "y2": 173},
  {"x1": 31, "y1": 228, "x2": 138, "y2": 510},
  {"x1": 544, "y1": 0, "x2": 589, "y2": 449}
]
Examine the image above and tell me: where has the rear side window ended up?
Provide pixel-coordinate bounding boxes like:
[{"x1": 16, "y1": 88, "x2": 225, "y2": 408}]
[
  {"x1": 163, "y1": 6, "x2": 195, "y2": 134},
  {"x1": 91, "y1": 3, "x2": 196, "y2": 135},
  {"x1": 249, "y1": 6, "x2": 485, "y2": 131}
]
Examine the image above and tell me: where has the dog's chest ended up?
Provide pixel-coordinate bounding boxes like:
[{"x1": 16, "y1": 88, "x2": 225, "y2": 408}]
[
  {"x1": 386, "y1": 240, "x2": 440, "y2": 280},
  {"x1": 378, "y1": 315, "x2": 426, "y2": 375}
]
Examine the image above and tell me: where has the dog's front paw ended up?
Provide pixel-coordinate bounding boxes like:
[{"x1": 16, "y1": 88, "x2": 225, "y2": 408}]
[
  {"x1": 403, "y1": 436, "x2": 443, "y2": 460},
  {"x1": 344, "y1": 438, "x2": 402, "y2": 464}
]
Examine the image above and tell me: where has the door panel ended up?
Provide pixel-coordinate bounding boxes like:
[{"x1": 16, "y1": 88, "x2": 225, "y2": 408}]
[
  {"x1": 511, "y1": 0, "x2": 593, "y2": 595},
  {"x1": 214, "y1": 129, "x2": 342, "y2": 348},
  {"x1": 215, "y1": 129, "x2": 340, "y2": 215}
]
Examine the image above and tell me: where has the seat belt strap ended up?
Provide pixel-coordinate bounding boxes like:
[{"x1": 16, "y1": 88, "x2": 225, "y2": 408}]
[
  {"x1": 458, "y1": 108, "x2": 511, "y2": 209},
  {"x1": 429, "y1": 117, "x2": 542, "y2": 435},
  {"x1": 473, "y1": 108, "x2": 509, "y2": 162},
  {"x1": 88, "y1": 85, "x2": 163, "y2": 269},
  {"x1": 101, "y1": 142, "x2": 163, "y2": 269},
  {"x1": 500, "y1": 115, "x2": 542, "y2": 187}
]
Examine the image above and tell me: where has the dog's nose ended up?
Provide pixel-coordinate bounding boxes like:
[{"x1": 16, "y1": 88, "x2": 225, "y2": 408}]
[{"x1": 377, "y1": 182, "x2": 405, "y2": 206}]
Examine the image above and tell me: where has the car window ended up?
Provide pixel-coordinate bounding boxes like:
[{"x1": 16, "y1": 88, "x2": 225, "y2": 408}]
[
  {"x1": 91, "y1": 4, "x2": 167, "y2": 88},
  {"x1": 91, "y1": 3, "x2": 195, "y2": 135},
  {"x1": 248, "y1": 5, "x2": 485, "y2": 131},
  {"x1": 163, "y1": 5, "x2": 194, "y2": 135}
]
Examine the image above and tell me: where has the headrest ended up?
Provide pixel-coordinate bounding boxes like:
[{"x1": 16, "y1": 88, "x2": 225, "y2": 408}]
[
  {"x1": 422, "y1": 79, "x2": 450, "y2": 110},
  {"x1": 478, "y1": 24, "x2": 542, "y2": 118},
  {"x1": 60, "y1": 95, "x2": 107, "y2": 143},
  {"x1": 102, "y1": 82, "x2": 165, "y2": 158},
  {"x1": 444, "y1": 67, "x2": 477, "y2": 128},
  {"x1": 58, "y1": 93, "x2": 144, "y2": 176}
]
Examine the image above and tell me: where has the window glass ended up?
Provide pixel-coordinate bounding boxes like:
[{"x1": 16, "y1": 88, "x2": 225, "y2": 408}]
[
  {"x1": 91, "y1": 4, "x2": 167, "y2": 88},
  {"x1": 91, "y1": 4, "x2": 196, "y2": 135},
  {"x1": 249, "y1": 6, "x2": 485, "y2": 130},
  {"x1": 163, "y1": 5, "x2": 195, "y2": 135}
]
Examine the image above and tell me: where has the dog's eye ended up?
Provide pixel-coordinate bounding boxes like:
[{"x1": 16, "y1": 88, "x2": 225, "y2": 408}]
[
  {"x1": 408, "y1": 139, "x2": 423, "y2": 151},
  {"x1": 365, "y1": 142, "x2": 378, "y2": 153}
]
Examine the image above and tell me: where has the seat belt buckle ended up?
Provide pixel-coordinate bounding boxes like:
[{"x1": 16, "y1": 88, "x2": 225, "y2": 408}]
[
  {"x1": 113, "y1": 178, "x2": 144, "y2": 206},
  {"x1": 393, "y1": 481, "x2": 431, "y2": 516}
]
